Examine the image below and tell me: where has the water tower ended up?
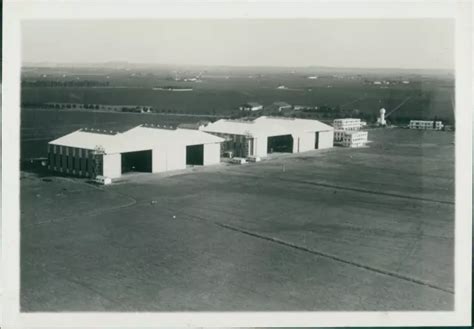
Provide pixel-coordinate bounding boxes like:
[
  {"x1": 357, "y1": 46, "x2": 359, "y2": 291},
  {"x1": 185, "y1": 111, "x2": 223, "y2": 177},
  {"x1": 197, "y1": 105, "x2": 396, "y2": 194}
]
[{"x1": 378, "y1": 108, "x2": 386, "y2": 126}]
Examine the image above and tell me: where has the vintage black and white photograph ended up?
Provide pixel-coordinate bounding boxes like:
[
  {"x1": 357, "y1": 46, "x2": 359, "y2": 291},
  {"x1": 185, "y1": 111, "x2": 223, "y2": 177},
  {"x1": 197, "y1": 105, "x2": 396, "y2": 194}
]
[
  {"x1": 17, "y1": 17, "x2": 460, "y2": 312},
  {"x1": 2, "y1": 1, "x2": 471, "y2": 325}
]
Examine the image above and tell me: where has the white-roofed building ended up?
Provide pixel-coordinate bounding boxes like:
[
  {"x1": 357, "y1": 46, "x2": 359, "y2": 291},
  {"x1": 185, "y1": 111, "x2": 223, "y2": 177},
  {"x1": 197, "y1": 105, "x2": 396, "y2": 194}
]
[
  {"x1": 48, "y1": 124, "x2": 224, "y2": 179},
  {"x1": 239, "y1": 102, "x2": 263, "y2": 112},
  {"x1": 270, "y1": 101, "x2": 292, "y2": 112},
  {"x1": 200, "y1": 116, "x2": 333, "y2": 158}
]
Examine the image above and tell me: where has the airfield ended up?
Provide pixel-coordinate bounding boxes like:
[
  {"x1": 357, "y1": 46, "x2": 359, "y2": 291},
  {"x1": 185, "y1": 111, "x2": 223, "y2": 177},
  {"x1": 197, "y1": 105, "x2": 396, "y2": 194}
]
[{"x1": 21, "y1": 128, "x2": 455, "y2": 311}]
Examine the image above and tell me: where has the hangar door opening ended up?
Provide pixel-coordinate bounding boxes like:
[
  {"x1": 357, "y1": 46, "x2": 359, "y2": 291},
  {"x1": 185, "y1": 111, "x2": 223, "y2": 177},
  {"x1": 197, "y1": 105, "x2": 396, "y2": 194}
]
[
  {"x1": 267, "y1": 135, "x2": 293, "y2": 153},
  {"x1": 121, "y1": 150, "x2": 152, "y2": 173},
  {"x1": 186, "y1": 144, "x2": 204, "y2": 165},
  {"x1": 315, "y1": 132, "x2": 319, "y2": 149}
]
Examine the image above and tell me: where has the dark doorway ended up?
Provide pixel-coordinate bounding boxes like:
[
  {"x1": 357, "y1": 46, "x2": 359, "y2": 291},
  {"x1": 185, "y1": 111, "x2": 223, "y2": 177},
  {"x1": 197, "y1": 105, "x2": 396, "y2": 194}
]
[
  {"x1": 121, "y1": 150, "x2": 152, "y2": 173},
  {"x1": 186, "y1": 144, "x2": 204, "y2": 165},
  {"x1": 315, "y1": 132, "x2": 320, "y2": 149},
  {"x1": 267, "y1": 135, "x2": 293, "y2": 153}
]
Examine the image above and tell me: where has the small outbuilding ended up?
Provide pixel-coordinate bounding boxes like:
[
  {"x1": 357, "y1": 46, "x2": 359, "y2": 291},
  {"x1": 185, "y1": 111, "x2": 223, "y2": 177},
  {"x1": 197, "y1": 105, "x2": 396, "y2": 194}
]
[
  {"x1": 239, "y1": 102, "x2": 263, "y2": 112},
  {"x1": 48, "y1": 124, "x2": 224, "y2": 179},
  {"x1": 270, "y1": 101, "x2": 292, "y2": 112}
]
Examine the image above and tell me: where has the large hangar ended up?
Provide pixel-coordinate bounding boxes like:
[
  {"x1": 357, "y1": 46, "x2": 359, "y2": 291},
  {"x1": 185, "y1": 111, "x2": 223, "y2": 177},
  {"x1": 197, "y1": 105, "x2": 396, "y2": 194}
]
[
  {"x1": 200, "y1": 116, "x2": 334, "y2": 158},
  {"x1": 48, "y1": 124, "x2": 224, "y2": 179}
]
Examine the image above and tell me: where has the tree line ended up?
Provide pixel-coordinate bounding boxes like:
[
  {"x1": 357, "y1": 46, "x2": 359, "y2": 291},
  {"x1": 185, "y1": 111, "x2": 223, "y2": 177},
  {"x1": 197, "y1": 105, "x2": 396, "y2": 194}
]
[{"x1": 21, "y1": 80, "x2": 111, "y2": 87}]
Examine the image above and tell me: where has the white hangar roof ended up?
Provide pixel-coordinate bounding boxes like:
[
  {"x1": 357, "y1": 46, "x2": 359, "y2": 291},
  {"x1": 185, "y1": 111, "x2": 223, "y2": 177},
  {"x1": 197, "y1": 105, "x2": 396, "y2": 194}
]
[
  {"x1": 48, "y1": 129, "x2": 122, "y2": 153},
  {"x1": 49, "y1": 125, "x2": 224, "y2": 154},
  {"x1": 123, "y1": 125, "x2": 224, "y2": 149},
  {"x1": 201, "y1": 116, "x2": 333, "y2": 137}
]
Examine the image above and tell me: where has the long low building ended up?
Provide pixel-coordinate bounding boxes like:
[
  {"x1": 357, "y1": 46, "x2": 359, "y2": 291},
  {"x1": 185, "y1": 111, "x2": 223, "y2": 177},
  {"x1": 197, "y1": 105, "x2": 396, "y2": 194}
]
[
  {"x1": 48, "y1": 124, "x2": 224, "y2": 179},
  {"x1": 409, "y1": 120, "x2": 444, "y2": 130},
  {"x1": 200, "y1": 116, "x2": 334, "y2": 158}
]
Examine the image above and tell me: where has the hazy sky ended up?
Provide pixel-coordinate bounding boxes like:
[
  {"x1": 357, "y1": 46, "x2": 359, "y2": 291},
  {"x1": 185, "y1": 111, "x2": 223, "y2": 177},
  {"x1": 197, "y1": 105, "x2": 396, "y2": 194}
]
[{"x1": 22, "y1": 19, "x2": 454, "y2": 69}]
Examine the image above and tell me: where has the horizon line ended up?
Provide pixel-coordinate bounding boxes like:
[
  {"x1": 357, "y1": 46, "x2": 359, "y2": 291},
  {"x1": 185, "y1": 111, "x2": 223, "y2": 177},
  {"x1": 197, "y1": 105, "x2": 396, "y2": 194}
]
[{"x1": 22, "y1": 61, "x2": 454, "y2": 73}]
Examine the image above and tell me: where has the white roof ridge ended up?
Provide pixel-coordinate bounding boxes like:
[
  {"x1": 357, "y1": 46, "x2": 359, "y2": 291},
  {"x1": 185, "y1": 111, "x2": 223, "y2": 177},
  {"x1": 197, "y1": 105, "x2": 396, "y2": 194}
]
[
  {"x1": 202, "y1": 116, "x2": 334, "y2": 137},
  {"x1": 49, "y1": 124, "x2": 224, "y2": 154}
]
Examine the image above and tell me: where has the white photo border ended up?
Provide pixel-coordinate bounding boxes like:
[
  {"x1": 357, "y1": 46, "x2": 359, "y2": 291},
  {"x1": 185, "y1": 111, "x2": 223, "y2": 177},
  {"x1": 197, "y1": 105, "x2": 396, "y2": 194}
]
[{"x1": 2, "y1": 0, "x2": 472, "y2": 327}]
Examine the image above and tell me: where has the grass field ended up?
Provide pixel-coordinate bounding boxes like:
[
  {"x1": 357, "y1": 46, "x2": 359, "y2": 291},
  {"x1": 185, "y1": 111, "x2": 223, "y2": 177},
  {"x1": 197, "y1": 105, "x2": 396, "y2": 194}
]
[
  {"x1": 22, "y1": 66, "x2": 455, "y2": 121},
  {"x1": 21, "y1": 128, "x2": 455, "y2": 311}
]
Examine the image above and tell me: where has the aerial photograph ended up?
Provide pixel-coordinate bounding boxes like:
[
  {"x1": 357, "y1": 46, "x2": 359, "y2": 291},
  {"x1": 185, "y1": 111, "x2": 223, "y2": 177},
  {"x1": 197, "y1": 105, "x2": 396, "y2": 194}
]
[{"x1": 20, "y1": 19, "x2": 455, "y2": 311}]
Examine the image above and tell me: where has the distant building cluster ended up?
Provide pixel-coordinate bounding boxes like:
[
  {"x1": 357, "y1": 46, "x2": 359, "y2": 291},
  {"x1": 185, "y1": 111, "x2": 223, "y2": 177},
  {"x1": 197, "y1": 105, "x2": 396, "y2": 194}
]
[
  {"x1": 366, "y1": 79, "x2": 410, "y2": 86},
  {"x1": 293, "y1": 105, "x2": 319, "y2": 111},
  {"x1": 238, "y1": 101, "x2": 317, "y2": 113},
  {"x1": 409, "y1": 120, "x2": 444, "y2": 130}
]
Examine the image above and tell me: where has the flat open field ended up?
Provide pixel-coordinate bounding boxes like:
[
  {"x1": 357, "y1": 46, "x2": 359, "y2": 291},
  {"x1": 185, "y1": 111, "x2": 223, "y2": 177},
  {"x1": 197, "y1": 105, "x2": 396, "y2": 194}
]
[
  {"x1": 21, "y1": 128, "x2": 455, "y2": 311},
  {"x1": 22, "y1": 66, "x2": 455, "y2": 122}
]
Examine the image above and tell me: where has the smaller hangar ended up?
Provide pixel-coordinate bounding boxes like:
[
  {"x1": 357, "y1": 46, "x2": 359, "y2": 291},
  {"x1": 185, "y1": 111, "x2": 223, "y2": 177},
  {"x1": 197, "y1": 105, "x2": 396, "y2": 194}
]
[
  {"x1": 200, "y1": 116, "x2": 334, "y2": 158},
  {"x1": 48, "y1": 124, "x2": 224, "y2": 179}
]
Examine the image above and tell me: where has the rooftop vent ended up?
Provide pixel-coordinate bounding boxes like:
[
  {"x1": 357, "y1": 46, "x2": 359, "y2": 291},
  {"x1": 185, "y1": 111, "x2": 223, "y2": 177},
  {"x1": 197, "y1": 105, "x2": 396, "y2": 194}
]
[
  {"x1": 141, "y1": 123, "x2": 175, "y2": 130},
  {"x1": 80, "y1": 127, "x2": 118, "y2": 135}
]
